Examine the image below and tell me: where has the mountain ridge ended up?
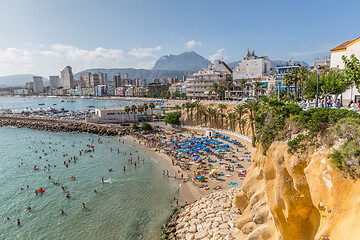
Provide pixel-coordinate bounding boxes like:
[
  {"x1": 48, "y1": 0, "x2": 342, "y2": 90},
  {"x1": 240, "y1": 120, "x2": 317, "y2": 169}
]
[{"x1": 152, "y1": 51, "x2": 211, "y2": 71}]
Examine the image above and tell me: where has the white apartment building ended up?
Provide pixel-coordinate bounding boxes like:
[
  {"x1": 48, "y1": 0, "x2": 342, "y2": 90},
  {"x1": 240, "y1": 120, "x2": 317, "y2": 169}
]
[
  {"x1": 60, "y1": 66, "x2": 75, "y2": 89},
  {"x1": 92, "y1": 107, "x2": 152, "y2": 123},
  {"x1": 33, "y1": 76, "x2": 44, "y2": 94},
  {"x1": 186, "y1": 60, "x2": 232, "y2": 100},
  {"x1": 230, "y1": 50, "x2": 271, "y2": 99},
  {"x1": 233, "y1": 49, "x2": 271, "y2": 80},
  {"x1": 49, "y1": 75, "x2": 61, "y2": 88},
  {"x1": 330, "y1": 36, "x2": 360, "y2": 104}
]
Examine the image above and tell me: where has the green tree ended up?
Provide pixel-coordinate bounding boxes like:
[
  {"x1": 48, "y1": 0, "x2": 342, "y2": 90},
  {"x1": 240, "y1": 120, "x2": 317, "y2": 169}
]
[
  {"x1": 225, "y1": 81, "x2": 234, "y2": 100},
  {"x1": 124, "y1": 106, "x2": 131, "y2": 122},
  {"x1": 164, "y1": 112, "x2": 181, "y2": 125},
  {"x1": 141, "y1": 122, "x2": 153, "y2": 131},
  {"x1": 131, "y1": 105, "x2": 137, "y2": 122},
  {"x1": 149, "y1": 102, "x2": 155, "y2": 121},
  {"x1": 320, "y1": 69, "x2": 352, "y2": 101},
  {"x1": 244, "y1": 100, "x2": 260, "y2": 138},
  {"x1": 303, "y1": 71, "x2": 320, "y2": 100},
  {"x1": 234, "y1": 105, "x2": 247, "y2": 134},
  {"x1": 239, "y1": 79, "x2": 248, "y2": 97},
  {"x1": 342, "y1": 54, "x2": 360, "y2": 90}
]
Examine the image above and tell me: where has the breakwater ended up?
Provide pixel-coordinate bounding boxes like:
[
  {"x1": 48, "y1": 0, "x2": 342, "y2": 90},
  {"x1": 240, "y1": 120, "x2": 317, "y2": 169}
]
[
  {"x1": 164, "y1": 188, "x2": 240, "y2": 240},
  {"x1": 0, "y1": 116, "x2": 125, "y2": 136}
]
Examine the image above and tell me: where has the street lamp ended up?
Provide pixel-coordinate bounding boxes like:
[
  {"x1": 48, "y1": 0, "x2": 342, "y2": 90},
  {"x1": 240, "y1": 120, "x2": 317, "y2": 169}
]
[{"x1": 315, "y1": 66, "x2": 320, "y2": 107}]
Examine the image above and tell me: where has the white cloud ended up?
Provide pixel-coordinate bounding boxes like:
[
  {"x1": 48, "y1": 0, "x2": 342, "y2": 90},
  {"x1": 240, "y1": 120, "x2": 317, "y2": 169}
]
[
  {"x1": 0, "y1": 48, "x2": 33, "y2": 63},
  {"x1": 40, "y1": 44, "x2": 125, "y2": 63},
  {"x1": 127, "y1": 46, "x2": 162, "y2": 59},
  {"x1": 209, "y1": 48, "x2": 228, "y2": 62},
  {"x1": 185, "y1": 40, "x2": 202, "y2": 50}
]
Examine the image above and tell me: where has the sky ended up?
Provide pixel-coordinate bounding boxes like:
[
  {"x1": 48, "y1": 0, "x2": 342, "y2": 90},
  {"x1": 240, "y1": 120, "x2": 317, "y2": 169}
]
[{"x1": 0, "y1": 0, "x2": 359, "y2": 77}]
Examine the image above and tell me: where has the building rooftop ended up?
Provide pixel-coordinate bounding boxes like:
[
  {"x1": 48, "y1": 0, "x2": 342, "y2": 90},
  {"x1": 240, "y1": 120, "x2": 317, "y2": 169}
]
[{"x1": 331, "y1": 36, "x2": 360, "y2": 52}]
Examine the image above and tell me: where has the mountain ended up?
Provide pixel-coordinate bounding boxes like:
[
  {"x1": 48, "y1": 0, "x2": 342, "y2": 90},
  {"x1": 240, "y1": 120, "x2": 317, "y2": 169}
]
[
  {"x1": 0, "y1": 74, "x2": 49, "y2": 88},
  {"x1": 152, "y1": 51, "x2": 211, "y2": 71},
  {"x1": 74, "y1": 68, "x2": 192, "y2": 81}
]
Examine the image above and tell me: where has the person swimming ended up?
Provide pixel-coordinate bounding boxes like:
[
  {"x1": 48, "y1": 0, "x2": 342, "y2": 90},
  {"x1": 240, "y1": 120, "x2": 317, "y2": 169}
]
[{"x1": 101, "y1": 177, "x2": 104, "y2": 183}]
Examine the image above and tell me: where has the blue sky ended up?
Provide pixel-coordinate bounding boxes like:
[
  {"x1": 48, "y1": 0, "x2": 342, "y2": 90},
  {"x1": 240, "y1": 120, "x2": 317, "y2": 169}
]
[{"x1": 0, "y1": 0, "x2": 359, "y2": 77}]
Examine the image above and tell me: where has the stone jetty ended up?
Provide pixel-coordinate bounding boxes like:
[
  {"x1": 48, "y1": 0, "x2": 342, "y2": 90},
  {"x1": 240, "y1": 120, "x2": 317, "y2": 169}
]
[
  {"x1": 165, "y1": 188, "x2": 240, "y2": 240},
  {"x1": 0, "y1": 116, "x2": 124, "y2": 136}
]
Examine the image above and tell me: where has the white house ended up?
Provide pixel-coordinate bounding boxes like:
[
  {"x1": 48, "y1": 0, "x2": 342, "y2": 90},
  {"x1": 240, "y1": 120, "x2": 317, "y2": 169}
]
[{"x1": 330, "y1": 36, "x2": 360, "y2": 104}]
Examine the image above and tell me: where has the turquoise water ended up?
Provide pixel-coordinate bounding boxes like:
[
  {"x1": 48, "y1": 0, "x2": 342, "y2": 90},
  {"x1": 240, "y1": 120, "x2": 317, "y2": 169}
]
[
  {"x1": 0, "y1": 127, "x2": 179, "y2": 240},
  {"x1": 0, "y1": 97, "x2": 147, "y2": 113}
]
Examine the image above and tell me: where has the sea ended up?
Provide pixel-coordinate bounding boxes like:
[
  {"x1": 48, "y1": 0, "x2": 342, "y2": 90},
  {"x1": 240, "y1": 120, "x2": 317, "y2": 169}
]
[
  {"x1": 0, "y1": 97, "x2": 162, "y2": 113},
  {"x1": 0, "y1": 126, "x2": 180, "y2": 240}
]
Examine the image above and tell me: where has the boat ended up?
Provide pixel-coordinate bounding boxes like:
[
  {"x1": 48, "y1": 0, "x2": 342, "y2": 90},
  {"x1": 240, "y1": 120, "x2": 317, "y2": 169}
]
[
  {"x1": 38, "y1": 103, "x2": 45, "y2": 105},
  {"x1": 53, "y1": 103, "x2": 57, "y2": 105}
]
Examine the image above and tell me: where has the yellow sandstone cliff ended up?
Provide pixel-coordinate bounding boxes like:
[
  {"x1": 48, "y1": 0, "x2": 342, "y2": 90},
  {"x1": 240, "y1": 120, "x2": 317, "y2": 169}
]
[{"x1": 234, "y1": 142, "x2": 360, "y2": 240}]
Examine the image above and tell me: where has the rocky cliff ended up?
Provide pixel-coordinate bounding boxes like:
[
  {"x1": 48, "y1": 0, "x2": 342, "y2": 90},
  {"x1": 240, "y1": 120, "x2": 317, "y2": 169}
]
[{"x1": 234, "y1": 141, "x2": 360, "y2": 240}]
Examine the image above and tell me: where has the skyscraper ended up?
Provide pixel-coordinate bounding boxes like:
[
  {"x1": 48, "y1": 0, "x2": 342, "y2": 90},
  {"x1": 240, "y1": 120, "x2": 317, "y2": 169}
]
[
  {"x1": 98, "y1": 72, "x2": 107, "y2": 85},
  {"x1": 80, "y1": 72, "x2": 91, "y2": 87},
  {"x1": 49, "y1": 75, "x2": 61, "y2": 88},
  {"x1": 33, "y1": 76, "x2": 44, "y2": 94},
  {"x1": 113, "y1": 73, "x2": 121, "y2": 88},
  {"x1": 60, "y1": 66, "x2": 75, "y2": 89},
  {"x1": 90, "y1": 73, "x2": 100, "y2": 87}
]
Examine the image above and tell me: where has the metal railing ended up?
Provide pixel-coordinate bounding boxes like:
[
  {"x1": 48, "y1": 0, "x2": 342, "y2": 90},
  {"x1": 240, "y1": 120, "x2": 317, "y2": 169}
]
[{"x1": 180, "y1": 125, "x2": 252, "y2": 143}]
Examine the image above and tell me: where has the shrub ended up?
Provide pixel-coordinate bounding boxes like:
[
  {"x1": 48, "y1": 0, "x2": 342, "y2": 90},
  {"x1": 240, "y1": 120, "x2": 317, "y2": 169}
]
[
  {"x1": 141, "y1": 122, "x2": 153, "y2": 131},
  {"x1": 164, "y1": 112, "x2": 181, "y2": 125}
]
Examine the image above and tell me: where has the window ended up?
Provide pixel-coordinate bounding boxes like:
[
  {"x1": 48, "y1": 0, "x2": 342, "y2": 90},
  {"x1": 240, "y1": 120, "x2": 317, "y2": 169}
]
[{"x1": 107, "y1": 113, "x2": 115, "y2": 115}]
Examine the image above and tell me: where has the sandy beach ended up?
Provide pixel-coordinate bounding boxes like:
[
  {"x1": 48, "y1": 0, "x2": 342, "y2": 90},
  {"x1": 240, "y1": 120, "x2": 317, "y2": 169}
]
[{"x1": 123, "y1": 135, "x2": 203, "y2": 203}]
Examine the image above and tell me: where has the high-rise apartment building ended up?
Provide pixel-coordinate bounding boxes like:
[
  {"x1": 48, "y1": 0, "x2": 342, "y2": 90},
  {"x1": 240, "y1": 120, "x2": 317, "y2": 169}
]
[
  {"x1": 60, "y1": 66, "x2": 75, "y2": 89},
  {"x1": 80, "y1": 72, "x2": 91, "y2": 87},
  {"x1": 26, "y1": 82, "x2": 33, "y2": 90},
  {"x1": 113, "y1": 73, "x2": 122, "y2": 88},
  {"x1": 49, "y1": 75, "x2": 61, "y2": 88},
  {"x1": 33, "y1": 76, "x2": 44, "y2": 94},
  {"x1": 106, "y1": 80, "x2": 115, "y2": 95},
  {"x1": 98, "y1": 72, "x2": 107, "y2": 85},
  {"x1": 90, "y1": 73, "x2": 100, "y2": 87}
]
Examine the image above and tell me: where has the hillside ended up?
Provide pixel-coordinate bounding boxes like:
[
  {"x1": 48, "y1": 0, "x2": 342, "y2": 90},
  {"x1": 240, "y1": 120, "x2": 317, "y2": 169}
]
[
  {"x1": 74, "y1": 68, "x2": 192, "y2": 81},
  {"x1": 152, "y1": 51, "x2": 211, "y2": 71},
  {"x1": 0, "y1": 74, "x2": 45, "y2": 88}
]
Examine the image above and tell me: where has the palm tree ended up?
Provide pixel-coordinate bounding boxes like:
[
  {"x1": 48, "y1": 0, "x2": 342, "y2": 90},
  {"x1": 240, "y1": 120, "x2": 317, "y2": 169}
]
[
  {"x1": 143, "y1": 103, "x2": 149, "y2": 119},
  {"x1": 194, "y1": 101, "x2": 201, "y2": 126},
  {"x1": 124, "y1": 106, "x2": 131, "y2": 122},
  {"x1": 244, "y1": 100, "x2": 260, "y2": 137},
  {"x1": 227, "y1": 112, "x2": 236, "y2": 131},
  {"x1": 225, "y1": 81, "x2": 234, "y2": 101},
  {"x1": 296, "y1": 66, "x2": 309, "y2": 100},
  {"x1": 199, "y1": 108, "x2": 207, "y2": 127},
  {"x1": 239, "y1": 79, "x2": 248, "y2": 98},
  {"x1": 131, "y1": 105, "x2": 137, "y2": 122},
  {"x1": 206, "y1": 108, "x2": 213, "y2": 127},
  {"x1": 174, "y1": 105, "x2": 181, "y2": 112},
  {"x1": 210, "y1": 82, "x2": 224, "y2": 100},
  {"x1": 252, "y1": 81, "x2": 263, "y2": 99},
  {"x1": 149, "y1": 102, "x2": 155, "y2": 121},
  {"x1": 234, "y1": 105, "x2": 247, "y2": 134},
  {"x1": 137, "y1": 105, "x2": 144, "y2": 122},
  {"x1": 218, "y1": 104, "x2": 227, "y2": 128},
  {"x1": 183, "y1": 102, "x2": 192, "y2": 125}
]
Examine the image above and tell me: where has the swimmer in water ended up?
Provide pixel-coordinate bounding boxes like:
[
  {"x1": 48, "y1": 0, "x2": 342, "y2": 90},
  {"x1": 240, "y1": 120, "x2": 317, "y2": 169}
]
[
  {"x1": 61, "y1": 210, "x2": 64, "y2": 215},
  {"x1": 27, "y1": 206, "x2": 31, "y2": 211},
  {"x1": 66, "y1": 193, "x2": 70, "y2": 198},
  {"x1": 101, "y1": 177, "x2": 104, "y2": 183},
  {"x1": 17, "y1": 219, "x2": 20, "y2": 226},
  {"x1": 82, "y1": 203, "x2": 86, "y2": 209}
]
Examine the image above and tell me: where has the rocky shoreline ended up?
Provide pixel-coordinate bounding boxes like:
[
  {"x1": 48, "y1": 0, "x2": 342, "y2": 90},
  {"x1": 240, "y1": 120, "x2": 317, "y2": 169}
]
[
  {"x1": 164, "y1": 188, "x2": 240, "y2": 240},
  {"x1": 0, "y1": 116, "x2": 126, "y2": 136}
]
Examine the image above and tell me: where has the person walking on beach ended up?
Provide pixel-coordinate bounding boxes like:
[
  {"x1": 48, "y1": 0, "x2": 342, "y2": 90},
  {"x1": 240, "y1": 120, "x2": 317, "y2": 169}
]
[{"x1": 176, "y1": 199, "x2": 178, "y2": 206}]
